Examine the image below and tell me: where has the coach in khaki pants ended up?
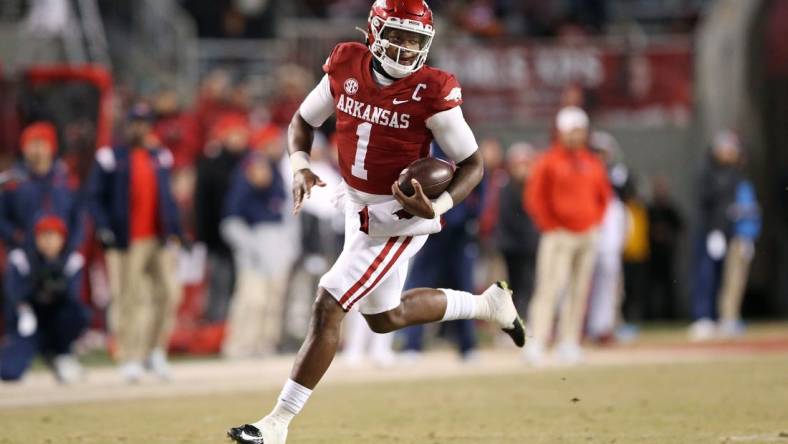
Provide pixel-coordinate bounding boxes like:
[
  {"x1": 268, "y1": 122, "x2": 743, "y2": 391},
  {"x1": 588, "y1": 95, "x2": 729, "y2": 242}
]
[
  {"x1": 524, "y1": 107, "x2": 611, "y2": 365},
  {"x1": 717, "y1": 179, "x2": 760, "y2": 337},
  {"x1": 87, "y1": 104, "x2": 183, "y2": 383}
]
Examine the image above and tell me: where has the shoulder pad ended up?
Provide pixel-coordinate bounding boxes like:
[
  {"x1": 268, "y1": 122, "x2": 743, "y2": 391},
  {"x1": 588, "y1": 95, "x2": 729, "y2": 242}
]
[
  {"x1": 324, "y1": 42, "x2": 368, "y2": 75},
  {"x1": 421, "y1": 68, "x2": 463, "y2": 115}
]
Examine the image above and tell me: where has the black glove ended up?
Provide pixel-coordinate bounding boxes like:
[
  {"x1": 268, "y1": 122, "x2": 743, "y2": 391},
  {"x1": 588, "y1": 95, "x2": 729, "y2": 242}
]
[
  {"x1": 32, "y1": 264, "x2": 69, "y2": 306},
  {"x1": 178, "y1": 233, "x2": 195, "y2": 253},
  {"x1": 97, "y1": 229, "x2": 116, "y2": 249}
]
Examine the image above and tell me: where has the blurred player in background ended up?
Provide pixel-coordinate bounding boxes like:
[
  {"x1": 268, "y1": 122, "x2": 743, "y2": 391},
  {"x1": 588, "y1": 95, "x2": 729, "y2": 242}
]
[
  {"x1": 586, "y1": 132, "x2": 628, "y2": 342},
  {"x1": 228, "y1": 1, "x2": 524, "y2": 443}
]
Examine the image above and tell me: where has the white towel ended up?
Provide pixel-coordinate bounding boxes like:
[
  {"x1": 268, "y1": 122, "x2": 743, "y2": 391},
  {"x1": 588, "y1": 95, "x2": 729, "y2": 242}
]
[{"x1": 359, "y1": 199, "x2": 442, "y2": 238}]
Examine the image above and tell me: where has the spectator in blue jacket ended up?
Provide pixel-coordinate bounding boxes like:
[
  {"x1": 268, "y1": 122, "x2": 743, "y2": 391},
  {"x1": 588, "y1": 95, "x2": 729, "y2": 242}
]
[
  {"x1": 0, "y1": 215, "x2": 89, "y2": 384},
  {"x1": 220, "y1": 150, "x2": 291, "y2": 358},
  {"x1": 717, "y1": 179, "x2": 761, "y2": 337},
  {"x1": 689, "y1": 130, "x2": 743, "y2": 341},
  {"x1": 0, "y1": 121, "x2": 84, "y2": 254},
  {"x1": 400, "y1": 145, "x2": 485, "y2": 361},
  {"x1": 86, "y1": 104, "x2": 182, "y2": 383}
]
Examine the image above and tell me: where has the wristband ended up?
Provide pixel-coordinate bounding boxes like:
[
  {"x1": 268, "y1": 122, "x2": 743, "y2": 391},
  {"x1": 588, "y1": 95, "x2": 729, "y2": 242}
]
[
  {"x1": 431, "y1": 192, "x2": 454, "y2": 218},
  {"x1": 290, "y1": 151, "x2": 311, "y2": 174}
]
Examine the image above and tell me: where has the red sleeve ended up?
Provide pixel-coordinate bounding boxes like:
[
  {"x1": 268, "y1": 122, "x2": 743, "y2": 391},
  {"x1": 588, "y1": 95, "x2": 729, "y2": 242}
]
[
  {"x1": 525, "y1": 154, "x2": 557, "y2": 231},
  {"x1": 430, "y1": 73, "x2": 464, "y2": 116}
]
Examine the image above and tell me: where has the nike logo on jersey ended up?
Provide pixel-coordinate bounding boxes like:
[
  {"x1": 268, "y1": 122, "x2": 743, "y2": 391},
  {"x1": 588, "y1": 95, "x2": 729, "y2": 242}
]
[
  {"x1": 392, "y1": 98, "x2": 409, "y2": 105},
  {"x1": 337, "y1": 94, "x2": 411, "y2": 129}
]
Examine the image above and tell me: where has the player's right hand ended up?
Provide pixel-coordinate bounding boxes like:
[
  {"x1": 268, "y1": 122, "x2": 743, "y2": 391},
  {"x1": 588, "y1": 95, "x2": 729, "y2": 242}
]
[{"x1": 292, "y1": 169, "x2": 326, "y2": 214}]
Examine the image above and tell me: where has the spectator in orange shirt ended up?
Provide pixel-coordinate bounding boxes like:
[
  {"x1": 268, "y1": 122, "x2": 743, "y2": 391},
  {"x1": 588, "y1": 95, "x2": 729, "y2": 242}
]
[{"x1": 523, "y1": 107, "x2": 612, "y2": 365}]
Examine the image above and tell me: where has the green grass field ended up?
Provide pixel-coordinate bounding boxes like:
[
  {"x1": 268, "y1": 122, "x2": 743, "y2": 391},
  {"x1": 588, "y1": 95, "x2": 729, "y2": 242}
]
[{"x1": 2, "y1": 354, "x2": 787, "y2": 444}]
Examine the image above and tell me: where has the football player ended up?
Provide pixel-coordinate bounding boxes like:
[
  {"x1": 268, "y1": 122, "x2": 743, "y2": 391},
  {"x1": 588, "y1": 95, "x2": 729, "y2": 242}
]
[{"x1": 228, "y1": 1, "x2": 524, "y2": 442}]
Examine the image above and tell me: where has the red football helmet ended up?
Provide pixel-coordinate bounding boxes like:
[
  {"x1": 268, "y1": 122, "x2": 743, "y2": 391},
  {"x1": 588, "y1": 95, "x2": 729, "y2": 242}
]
[{"x1": 366, "y1": 0, "x2": 435, "y2": 78}]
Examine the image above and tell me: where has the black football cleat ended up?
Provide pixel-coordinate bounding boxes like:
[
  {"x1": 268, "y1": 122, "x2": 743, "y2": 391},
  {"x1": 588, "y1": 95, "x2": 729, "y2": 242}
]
[
  {"x1": 227, "y1": 424, "x2": 264, "y2": 444},
  {"x1": 227, "y1": 418, "x2": 288, "y2": 444},
  {"x1": 484, "y1": 281, "x2": 527, "y2": 348}
]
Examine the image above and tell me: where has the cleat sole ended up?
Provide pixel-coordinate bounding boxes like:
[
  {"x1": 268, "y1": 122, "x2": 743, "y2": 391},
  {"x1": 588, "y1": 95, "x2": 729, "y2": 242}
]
[
  {"x1": 495, "y1": 281, "x2": 525, "y2": 347},
  {"x1": 502, "y1": 315, "x2": 526, "y2": 348}
]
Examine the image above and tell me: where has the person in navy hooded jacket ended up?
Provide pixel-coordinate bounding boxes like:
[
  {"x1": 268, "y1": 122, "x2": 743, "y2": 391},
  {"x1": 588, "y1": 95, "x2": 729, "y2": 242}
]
[
  {"x1": 0, "y1": 121, "x2": 84, "y2": 254},
  {"x1": 220, "y1": 150, "x2": 292, "y2": 358},
  {"x1": 400, "y1": 144, "x2": 486, "y2": 362},
  {"x1": 86, "y1": 103, "x2": 182, "y2": 383},
  {"x1": 0, "y1": 215, "x2": 88, "y2": 384}
]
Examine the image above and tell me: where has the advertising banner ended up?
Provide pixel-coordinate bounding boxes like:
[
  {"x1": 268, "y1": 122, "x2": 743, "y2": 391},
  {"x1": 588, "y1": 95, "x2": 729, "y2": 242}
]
[{"x1": 437, "y1": 40, "x2": 692, "y2": 126}]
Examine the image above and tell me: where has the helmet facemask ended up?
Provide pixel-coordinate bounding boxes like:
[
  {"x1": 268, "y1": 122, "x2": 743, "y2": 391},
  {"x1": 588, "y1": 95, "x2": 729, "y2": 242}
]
[{"x1": 369, "y1": 16, "x2": 434, "y2": 79}]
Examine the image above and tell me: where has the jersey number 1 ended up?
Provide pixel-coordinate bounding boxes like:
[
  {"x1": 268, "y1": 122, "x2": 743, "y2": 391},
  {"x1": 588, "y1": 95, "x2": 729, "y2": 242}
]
[{"x1": 351, "y1": 122, "x2": 371, "y2": 180}]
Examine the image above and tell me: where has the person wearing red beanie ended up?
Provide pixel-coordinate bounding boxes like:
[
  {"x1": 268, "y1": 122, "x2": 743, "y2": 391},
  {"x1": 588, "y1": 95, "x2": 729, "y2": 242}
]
[
  {"x1": 20, "y1": 121, "x2": 58, "y2": 177},
  {"x1": 34, "y1": 214, "x2": 68, "y2": 238},
  {"x1": 0, "y1": 122, "x2": 83, "y2": 254},
  {"x1": 21, "y1": 122, "x2": 57, "y2": 153}
]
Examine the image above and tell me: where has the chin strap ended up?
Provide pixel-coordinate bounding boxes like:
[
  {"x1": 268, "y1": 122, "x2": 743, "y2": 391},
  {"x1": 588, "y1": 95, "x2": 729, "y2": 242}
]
[
  {"x1": 371, "y1": 58, "x2": 398, "y2": 82},
  {"x1": 355, "y1": 26, "x2": 369, "y2": 42}
]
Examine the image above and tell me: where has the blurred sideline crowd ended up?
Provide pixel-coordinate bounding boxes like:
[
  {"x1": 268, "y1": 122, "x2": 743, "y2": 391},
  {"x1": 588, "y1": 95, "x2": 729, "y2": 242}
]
[
  {"x1": 0, "y1": 70, "x2": 760, "y2": 384},
  {"x1": 185, "y1": 0, "x2": 704, "y2": 39}
]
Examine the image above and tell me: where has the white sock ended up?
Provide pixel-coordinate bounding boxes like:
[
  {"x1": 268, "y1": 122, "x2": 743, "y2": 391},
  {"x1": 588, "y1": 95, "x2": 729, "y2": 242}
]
[
  {"x1": 440, "y1": 289, "x2": 492, "y2": 321},
  {"x1": 262, "y1": 379, "x2": 313, "y2": 426}
]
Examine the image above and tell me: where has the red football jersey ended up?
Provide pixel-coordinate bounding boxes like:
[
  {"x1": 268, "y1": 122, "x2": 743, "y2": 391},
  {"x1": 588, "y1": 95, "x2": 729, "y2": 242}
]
[{"x1": 324, "y1": 42, "x2": 463, "y2": 195}]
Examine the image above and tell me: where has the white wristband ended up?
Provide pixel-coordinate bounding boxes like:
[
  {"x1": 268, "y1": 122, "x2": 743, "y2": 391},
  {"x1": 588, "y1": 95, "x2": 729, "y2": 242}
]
[
  {"x1": 290, "y1": 151, "x2": 311, "y2": 174},
  {"x1": 431, "y1": 192, "x2": 454, "y2": 218}
]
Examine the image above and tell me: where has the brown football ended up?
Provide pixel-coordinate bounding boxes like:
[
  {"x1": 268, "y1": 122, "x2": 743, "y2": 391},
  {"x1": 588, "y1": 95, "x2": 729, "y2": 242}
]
[{"x1": 397, "y1": 157, "x2": 455, "y2": 199}]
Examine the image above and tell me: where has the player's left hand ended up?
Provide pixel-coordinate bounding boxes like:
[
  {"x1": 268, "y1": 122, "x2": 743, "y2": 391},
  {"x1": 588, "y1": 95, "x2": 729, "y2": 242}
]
[{"x1": 392, "y1": 179, "x2": 435, "y2": 219}]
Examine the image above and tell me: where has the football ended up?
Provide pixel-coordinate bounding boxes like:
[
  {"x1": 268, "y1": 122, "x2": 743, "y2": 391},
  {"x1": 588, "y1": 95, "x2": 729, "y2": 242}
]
[{"x1": 397, "y1": 157, "x2": 455, "y2": 199}]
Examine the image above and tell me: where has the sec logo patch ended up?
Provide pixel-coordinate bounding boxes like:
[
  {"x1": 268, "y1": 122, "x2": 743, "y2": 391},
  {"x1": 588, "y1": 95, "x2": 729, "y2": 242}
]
[{"x1": 344, "y1": 78, "x2": 359, "y2": 95}]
